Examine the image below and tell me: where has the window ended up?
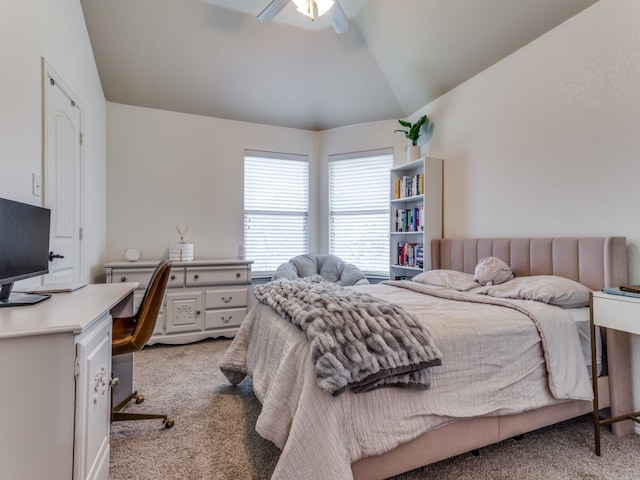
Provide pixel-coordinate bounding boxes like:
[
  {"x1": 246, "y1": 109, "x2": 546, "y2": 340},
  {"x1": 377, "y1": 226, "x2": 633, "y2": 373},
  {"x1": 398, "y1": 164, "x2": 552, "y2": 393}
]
[
  {"x1": 244, "y1": 151, "x2": 309, "y2": 276},
  {"x1": 329, "y1": 149, "x2": 392, "y2": 277}
]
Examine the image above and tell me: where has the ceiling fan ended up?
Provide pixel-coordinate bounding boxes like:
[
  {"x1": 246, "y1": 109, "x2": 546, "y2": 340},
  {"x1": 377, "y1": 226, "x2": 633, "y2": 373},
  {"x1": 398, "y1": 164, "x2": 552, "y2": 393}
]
[{"x1": 258, "y1": 0, "x2": 351, "y2": 34}]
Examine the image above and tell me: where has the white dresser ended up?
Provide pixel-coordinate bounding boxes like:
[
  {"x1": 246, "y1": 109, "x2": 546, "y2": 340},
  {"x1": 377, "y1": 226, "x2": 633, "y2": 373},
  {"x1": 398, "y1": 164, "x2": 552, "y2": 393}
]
[
  {"x1": 105, "y1": 259, "x2": 252, "y2": 345},
  {"x1": 0, "y1": 283, "x2": 137, "y2": 480}
]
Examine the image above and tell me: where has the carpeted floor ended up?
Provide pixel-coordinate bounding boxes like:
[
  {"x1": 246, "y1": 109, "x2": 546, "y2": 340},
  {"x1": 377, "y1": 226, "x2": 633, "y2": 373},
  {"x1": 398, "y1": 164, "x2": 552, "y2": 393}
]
[{"x1": 109, "y1": 338, "x2": 640, "y2": 480}]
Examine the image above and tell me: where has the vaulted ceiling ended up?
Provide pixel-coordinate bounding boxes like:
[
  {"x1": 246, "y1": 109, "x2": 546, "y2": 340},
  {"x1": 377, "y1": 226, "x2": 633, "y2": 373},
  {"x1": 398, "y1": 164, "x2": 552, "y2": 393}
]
[{"x1": 80, "y1": 0, "x2": 598, "y2": 131}]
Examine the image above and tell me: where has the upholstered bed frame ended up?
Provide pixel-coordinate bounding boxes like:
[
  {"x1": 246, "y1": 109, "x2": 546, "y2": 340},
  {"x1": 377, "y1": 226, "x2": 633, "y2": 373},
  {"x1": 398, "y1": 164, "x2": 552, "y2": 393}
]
[{"x1": 352, "y1": 237, "x2": 631, "y2": 480}]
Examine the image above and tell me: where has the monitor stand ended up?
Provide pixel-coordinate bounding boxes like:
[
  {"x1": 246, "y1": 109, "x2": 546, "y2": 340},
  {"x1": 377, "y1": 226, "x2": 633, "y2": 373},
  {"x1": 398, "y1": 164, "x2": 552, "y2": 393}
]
[{"x1": 0, "y1": 292, "x2": 51, "y2": 308}]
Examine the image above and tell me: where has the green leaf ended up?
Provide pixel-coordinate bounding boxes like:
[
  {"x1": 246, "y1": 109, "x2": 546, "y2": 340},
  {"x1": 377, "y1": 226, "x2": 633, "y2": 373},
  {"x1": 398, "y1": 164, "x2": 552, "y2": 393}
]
[{"x1": 395, "y1": 115, "x2": 433, "y2": 145}]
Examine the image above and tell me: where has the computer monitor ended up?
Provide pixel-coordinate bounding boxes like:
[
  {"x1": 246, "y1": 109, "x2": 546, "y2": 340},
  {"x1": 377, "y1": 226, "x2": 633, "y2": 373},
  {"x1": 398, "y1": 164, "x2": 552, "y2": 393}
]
[{"x1": 0, "y1": 197, "x2": 52, "y2": 307}]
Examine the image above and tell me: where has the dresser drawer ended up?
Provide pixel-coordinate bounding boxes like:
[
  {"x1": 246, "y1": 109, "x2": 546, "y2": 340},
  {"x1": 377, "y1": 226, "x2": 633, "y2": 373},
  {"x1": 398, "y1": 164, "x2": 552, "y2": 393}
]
[
  {"x1": 205, "y1": 287, "x2": 248, "y2": 309},
  {"x1": 111, "y1": 267, "x2": 184, "y2": 289},
  {"x1": 166, "y1": 269, "x2": 185, "y2": 288},
  {"x1": 204, "y1": 307, "x2": 247, "y2": 330},
  {"x1": 111, "y1": 268, "x2": 153, "y2": 289},
  {"x1": 186, "y1": 267, "x2": 248, "y2": 287}
]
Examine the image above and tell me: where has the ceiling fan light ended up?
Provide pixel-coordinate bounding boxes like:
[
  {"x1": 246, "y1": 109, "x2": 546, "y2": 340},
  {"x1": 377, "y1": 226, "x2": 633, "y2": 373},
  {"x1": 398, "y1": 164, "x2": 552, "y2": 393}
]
[
  {"x1": 292, "y1": 0, "x2": 335, "y2": 18},
  {"x1": 315, "y1": 0, "x2": 335, "y2": 16}
]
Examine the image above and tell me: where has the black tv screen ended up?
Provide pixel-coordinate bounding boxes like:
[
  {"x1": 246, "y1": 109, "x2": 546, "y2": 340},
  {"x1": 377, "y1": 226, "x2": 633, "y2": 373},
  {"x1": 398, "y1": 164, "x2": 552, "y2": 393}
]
[{"x1": 0, "y1": 197, "x2": 51, "y2": 305}]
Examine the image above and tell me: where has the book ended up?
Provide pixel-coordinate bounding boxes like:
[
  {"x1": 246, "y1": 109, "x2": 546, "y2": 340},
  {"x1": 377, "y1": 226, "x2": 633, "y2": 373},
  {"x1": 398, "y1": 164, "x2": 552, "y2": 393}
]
[
  {"x1": 620, "y1": 284, "x2": 640, "y2": 294},
  {"x1": 602, "y1": 287, "x2": 640, "y2": 298}
]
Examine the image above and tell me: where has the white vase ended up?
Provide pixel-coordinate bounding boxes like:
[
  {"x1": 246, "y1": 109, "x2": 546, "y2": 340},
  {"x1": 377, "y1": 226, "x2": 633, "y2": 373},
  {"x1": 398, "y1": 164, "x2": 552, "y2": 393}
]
[
  {"x1": 407, "y1": 145, "x2": 421, "y2": 162},
  {"x1": 169, "y1": 243, "x2": 194, "y2": 261}
]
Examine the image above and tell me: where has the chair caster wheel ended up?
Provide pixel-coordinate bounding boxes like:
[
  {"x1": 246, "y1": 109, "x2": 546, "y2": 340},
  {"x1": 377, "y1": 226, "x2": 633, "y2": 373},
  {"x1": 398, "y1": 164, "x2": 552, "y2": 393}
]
[
  {"x1": 164, "y1": 419, "x2": 175, "y2": 428},
  {"x1": 134, "y1": 395, "x2": 144, "y2": 404}
]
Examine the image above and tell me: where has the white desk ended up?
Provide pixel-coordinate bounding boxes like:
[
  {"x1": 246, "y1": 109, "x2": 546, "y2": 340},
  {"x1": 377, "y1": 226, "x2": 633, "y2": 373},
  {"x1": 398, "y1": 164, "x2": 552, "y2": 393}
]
[
  {"x1": 0, "y1": 283, "x2": 137, "y2": 480},
  {"x1": 590, "y1": 290, "x2": 640, "y2": 455}
]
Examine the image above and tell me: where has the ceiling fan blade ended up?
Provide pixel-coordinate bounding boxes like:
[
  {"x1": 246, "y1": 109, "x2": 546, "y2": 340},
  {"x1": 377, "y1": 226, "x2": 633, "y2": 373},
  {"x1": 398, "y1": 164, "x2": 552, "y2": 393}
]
[
  {"x1": 329, "y1": 0, "x2": 350, "y2": 34},
  {"x1": 257, "y1": 0, "x2": 290, "y2": 22}
]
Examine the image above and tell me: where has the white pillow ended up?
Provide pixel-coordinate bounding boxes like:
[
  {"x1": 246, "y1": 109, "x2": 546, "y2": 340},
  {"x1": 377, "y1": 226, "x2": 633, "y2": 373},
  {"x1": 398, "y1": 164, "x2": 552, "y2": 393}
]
[
  {"x1": 412, "y1": 270, "x2": 480, "y2": 291},
  {"x1": 479, "y1": 275, "x2": 591, "y2": 308}
]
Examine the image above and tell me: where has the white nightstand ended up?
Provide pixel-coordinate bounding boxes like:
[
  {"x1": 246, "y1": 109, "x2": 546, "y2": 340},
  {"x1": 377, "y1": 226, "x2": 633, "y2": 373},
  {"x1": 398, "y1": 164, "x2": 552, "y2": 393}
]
[{"x1": 590, "y1": 290, "x2": 640, "y2": 455}]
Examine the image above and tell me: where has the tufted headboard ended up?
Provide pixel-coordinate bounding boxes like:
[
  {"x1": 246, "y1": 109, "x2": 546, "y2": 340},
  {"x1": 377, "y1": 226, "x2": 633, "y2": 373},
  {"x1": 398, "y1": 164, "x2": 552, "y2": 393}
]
[{"x1": 431, "y1": 237, "x2": 627, "y2": 291}]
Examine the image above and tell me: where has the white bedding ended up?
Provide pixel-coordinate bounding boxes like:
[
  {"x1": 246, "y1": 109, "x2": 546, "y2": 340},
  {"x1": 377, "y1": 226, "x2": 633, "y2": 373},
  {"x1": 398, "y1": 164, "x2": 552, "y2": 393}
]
[
  {"x1": 220, "y1": 282, "x2": 593, "y2": 480},
  {"x1": 567, "y1": 307, "x2": 602, "y2": 377}
]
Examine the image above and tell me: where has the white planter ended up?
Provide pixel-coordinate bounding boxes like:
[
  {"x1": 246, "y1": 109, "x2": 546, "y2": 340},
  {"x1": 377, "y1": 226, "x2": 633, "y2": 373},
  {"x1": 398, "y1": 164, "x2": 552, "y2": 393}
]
[
  {"x1": 407, "y1": 145, "x2": 421, "y2": 162},
  {"x1": 169, "y1": 243, "x2": 194, "y2": 261}
]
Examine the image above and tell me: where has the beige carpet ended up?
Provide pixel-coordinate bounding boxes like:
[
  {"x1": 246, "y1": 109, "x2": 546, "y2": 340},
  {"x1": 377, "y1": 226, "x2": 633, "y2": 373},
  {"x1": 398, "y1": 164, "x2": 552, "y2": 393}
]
[{"x1": 109, "y1": 338, "x2": 640, "y2": 480}]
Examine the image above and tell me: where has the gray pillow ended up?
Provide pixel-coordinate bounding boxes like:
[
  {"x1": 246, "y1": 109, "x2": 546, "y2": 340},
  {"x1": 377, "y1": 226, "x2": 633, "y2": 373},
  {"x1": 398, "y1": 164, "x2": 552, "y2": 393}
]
[
  {"x1": 478, "y1": 275, "x2": 591, "y2": 308},
  {"x1": 292, "y1": 254, "x2": 320, "y2": 278},
  {"x1": 412, "y1": 270, "x2": 481, "y2": 291},
  {"x1": 338, "y1": 263, "x2": 368, "y2": 286}
]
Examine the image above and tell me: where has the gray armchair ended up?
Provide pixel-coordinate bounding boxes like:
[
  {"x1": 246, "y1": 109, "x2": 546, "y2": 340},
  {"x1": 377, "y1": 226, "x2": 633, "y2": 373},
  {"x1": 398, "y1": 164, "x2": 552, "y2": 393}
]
[{"x1": 272, "y1": 254, "x2": 369, "y2": 286}]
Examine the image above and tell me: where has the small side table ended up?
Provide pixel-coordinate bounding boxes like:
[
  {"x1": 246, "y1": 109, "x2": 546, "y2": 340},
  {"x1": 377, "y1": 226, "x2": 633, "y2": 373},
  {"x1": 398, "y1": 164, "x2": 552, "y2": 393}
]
[{"x1": 590, "y1": 290, "x2": 640, "y2": 455}]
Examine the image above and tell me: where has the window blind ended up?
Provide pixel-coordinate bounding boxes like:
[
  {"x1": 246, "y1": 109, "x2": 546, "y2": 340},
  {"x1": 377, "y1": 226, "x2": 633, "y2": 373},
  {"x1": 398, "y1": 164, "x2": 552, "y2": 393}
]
[
  {"x1": 329, "y1": 150, "x2": 392, "y2": 276},
  {"x1": 244, "y1": 151, "x2": 309, "y2": 276}
]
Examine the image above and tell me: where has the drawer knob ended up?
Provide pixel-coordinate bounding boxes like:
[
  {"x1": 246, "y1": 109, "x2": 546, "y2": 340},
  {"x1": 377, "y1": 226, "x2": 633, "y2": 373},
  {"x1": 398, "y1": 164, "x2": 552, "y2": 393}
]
[
  {"x1": 222, "y1": 296, "x2": 232, "y2": 303},
  {"x1": 194, "y1": 274, "x2": 199, "y2": 280},
  {"x1": 120, "y1": 277, "x2": 127, "y2": 282},
  {"x1": 221, "y1": 315, "x2": 232, "y2": 323},
  {"x1": 170, "y1": 275, "x2": 176, "y2": 280},
  {"x1": 236, "y1": 272, "x2": 241, "y2": 278},
  {"x1": 196, "y1": 310, "x2": 201, "y2": 315}
]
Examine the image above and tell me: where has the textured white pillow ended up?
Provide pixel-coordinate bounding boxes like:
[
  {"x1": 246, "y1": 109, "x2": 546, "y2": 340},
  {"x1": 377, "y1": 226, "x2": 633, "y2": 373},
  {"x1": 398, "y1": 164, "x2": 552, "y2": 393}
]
[
  {"x1": 479, "y1": 275, "x2": 591, "y2": 308},
  {"x1": 412, "y1": 270, "x2": 480, "y2": 291}
]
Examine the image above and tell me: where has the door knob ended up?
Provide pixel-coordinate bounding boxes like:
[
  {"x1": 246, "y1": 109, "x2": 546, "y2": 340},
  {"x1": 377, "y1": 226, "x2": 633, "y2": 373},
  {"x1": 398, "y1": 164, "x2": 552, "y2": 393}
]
[{"x1": 49, "y1": 251, "x2": 65, "y2": 261}]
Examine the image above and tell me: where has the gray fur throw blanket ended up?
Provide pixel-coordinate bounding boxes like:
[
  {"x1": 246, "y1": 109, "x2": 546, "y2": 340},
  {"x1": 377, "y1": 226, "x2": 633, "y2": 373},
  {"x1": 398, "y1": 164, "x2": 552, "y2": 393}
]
[{"x1": 253, "y1": 277, "x2": 442, "y2": 396}]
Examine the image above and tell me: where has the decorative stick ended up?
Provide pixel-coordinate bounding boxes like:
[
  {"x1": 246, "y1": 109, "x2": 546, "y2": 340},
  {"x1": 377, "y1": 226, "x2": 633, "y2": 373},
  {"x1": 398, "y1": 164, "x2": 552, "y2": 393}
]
[{"x1": 176, "y1": 225, "x2": 189, "y2": 243}]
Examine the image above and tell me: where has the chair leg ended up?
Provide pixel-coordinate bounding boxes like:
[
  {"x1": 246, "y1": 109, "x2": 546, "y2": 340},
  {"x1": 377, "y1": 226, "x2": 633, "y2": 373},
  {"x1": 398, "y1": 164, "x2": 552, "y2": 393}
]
[
  {"x1": 112, "y1": 390, "x2": 143, "y2": 414},
  {"x1": 111, "y1": 390, "x2": 174, "y2": 428}
]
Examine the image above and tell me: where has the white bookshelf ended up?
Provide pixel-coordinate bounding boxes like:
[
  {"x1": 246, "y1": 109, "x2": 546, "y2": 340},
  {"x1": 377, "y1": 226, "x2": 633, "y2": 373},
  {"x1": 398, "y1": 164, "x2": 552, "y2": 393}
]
[{"x1": 389, "y1": 157, "x2": 443, "y2": 279}]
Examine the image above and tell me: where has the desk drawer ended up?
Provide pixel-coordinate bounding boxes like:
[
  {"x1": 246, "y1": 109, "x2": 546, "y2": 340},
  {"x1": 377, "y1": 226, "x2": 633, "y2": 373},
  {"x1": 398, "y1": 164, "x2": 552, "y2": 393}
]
[
  {"x1": 593, "y1": 295, "x2": 640, "y2": 335},
  {"x1": 186, "y1": 267, "x2": 248, "y2": 287},
  {"x1": 205, "y1": 287, "x2": 248, "y2": 309}
]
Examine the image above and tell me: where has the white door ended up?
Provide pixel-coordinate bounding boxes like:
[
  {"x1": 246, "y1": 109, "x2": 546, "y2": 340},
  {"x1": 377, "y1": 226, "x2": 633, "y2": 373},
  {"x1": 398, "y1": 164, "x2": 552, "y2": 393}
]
[{"x1": 44, "y1": 67, "x2": 83, "y2": 284}]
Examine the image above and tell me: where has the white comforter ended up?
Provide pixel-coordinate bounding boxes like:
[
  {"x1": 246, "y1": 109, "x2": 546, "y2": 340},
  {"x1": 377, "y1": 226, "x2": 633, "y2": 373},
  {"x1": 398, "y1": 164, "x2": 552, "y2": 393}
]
[{"x1": 220, "y1": 282, "x2": 592, "y2": 480}]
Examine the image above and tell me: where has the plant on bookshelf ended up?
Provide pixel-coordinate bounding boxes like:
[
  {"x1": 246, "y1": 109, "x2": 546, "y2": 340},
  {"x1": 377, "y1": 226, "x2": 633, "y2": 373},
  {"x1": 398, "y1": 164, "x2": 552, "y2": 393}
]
[
  {"x1": 394, "y1": 115, "x2": 433, "y2": 146},
  {"x1": 394, "y1": 115, "x2": 435, "y2": 162}
]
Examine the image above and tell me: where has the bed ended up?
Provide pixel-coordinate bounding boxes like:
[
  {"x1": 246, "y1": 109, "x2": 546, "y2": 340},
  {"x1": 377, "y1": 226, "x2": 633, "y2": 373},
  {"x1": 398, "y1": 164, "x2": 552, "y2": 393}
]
[{"x1": 220, "y1": 237, "x2": 632, "y2": 480}]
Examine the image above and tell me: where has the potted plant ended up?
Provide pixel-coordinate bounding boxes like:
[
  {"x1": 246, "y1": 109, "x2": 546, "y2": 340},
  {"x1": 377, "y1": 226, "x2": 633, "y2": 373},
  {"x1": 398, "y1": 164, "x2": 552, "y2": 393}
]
[{"x1": 395, "y1": 115, "x2": 434, "y2": 162}]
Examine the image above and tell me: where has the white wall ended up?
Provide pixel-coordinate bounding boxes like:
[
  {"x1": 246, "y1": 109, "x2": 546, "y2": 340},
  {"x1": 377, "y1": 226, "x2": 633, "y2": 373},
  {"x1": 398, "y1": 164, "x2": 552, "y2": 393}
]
[
  {"x1": 317, "y1": 120, "x2": 408, "y2": 252},
  {"x1": 406, "y1": 0, "x2": 640, "y2": 419},
  {"x1": 106, "y1": 103, "x2": 319, "y2": 262},
  {"x1": 0, "y1": 0, "x2": 107, "y2": 282},
  {"x1": 411, "y1": 0, "x2": 640, "y2": 282},
  {"x1": 106, "y1": 105, "x2": 410, "y2": 262}
]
